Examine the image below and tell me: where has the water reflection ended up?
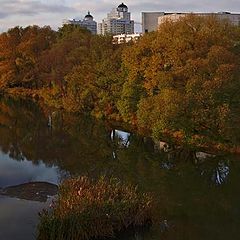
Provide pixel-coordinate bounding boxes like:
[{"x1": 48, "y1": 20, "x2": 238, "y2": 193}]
[
  {"x1": 0, "y1": 152, "x2": 59, "y2": 188},
  {"x1": 111, "y1": 129, "x2": 131, "y2": 147},
  {"x1": 197, "y1": 157, "x2": 230, "y2": 185},
  {"x1": 0, "y1": 196, "x2": 49, "y2": 240},
  {"x1": 0, "y1": 96, "x2": 240, "y2": 240},
  {"x1": 213, "y1": 161, "x2": 230, "y2": 185}
]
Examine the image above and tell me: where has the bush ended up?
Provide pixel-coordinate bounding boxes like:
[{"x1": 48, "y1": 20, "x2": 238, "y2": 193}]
[{"x1": 37, "y1": 176, "x2": 153, "y2": 240}]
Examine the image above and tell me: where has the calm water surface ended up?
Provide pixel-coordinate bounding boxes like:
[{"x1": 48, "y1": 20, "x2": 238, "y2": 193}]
[{"x1": 0, "y1": 97, "x2": 240, "y2": 240}]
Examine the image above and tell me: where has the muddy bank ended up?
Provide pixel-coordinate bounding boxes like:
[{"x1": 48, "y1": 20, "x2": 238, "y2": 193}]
[{"x1": 0, "y1": 182, "x2": 58, "y2": 202}]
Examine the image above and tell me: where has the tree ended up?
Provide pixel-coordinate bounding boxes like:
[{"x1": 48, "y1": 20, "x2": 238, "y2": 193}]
[
  {"x1": 38, "y1": 25, "x2": 91, "y2": 90},
  {"x1": 122, "y1": 15, "x2": 240, "y2": 146},
  {"x1": 0, "y1": 26, "x2": 56, "y2": 89}
]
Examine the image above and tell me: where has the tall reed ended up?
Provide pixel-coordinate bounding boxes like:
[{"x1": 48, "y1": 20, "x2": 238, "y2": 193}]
[{"x1": 37, "y1": 176, "x2": 153, "y2": 240}]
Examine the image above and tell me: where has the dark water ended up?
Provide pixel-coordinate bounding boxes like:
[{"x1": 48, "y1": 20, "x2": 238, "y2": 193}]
[{"x1": 0, "y1": 97, "x2": 240, "y2": 240}]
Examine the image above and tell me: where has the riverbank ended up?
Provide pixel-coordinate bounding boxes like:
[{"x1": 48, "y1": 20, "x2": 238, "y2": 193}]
[{"x1": 1, "y1": 87, "x2": 239, "y2": 155}]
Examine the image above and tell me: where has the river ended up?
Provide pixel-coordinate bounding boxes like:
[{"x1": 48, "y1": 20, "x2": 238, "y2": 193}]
[{"x1": 0, "y1": 96, "x2": 240, "y2": 240}]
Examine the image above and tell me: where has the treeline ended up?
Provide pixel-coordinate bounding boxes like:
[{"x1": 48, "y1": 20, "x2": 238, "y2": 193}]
[
  {"x1": 1, "y1": 15, "x2": 240, "y2": 147},
  {"x1": 0, "y1": 24, "x2": 124, "y2": 116}
]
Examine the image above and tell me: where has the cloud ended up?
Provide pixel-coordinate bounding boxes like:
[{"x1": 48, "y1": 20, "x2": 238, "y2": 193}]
[
  {"x1": 0, "y1": 0, "x2": 239, "y2": 31},
  {"x1": 0, "y1": 12, "x2": 8, "y2": 19},
  {"x1": 127, "y1": 0, "x2": 240, "y2": 13},
  {"x1": 71, "y1": 0, "x2": 240, "y2": 22},
  {"x1": 0, "y1": 0, "x2": 76, "y2": 19}
]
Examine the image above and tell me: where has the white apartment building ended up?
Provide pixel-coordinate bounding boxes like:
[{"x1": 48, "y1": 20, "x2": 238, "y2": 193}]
[
  {"x1": 142, "y1": 12, "x2": 240, "y2": 33},
  {"x1": 63, "y1": 12, "x2": 97, "y2": 34},
  {"x1": 113, "y1": 33, "x2": 142, "y2": 44},
  {"x1": 98, "y1": 3, "x2": 134, "y2": 35},
  {"x1": 158, "y1": 12, "x2": 240, "y2": 26}
]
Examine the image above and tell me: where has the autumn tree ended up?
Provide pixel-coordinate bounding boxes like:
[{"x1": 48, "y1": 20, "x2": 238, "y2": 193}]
[
  {"x1": 54, "y1": 29, "x2": 124, "y2": 117},
  {"x1": 121, "y1": 15, "x2": 240, "y2": 145},
  {"x1": 0, "y1": 26, "x2": 56, "y2": 89},
  {"x1": 38, "y1": 24, "x2": 92, "y2": 91},
  {"x1": 91, "y1": 36, "x2": 125, "y2": 119}
]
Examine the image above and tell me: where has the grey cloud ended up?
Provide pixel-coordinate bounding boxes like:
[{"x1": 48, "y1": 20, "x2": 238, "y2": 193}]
[
  {"x1": 0, "y1": 0, "x2": 240, "y2": 32},
  {"x1": 0, "y1": 0, "x2": 76, "y2": 19},
  {"x1": 0, "y1": 12, "x2": 8, "y2": 19},
  {"x1": 128, "y1": 0, "x2": 240, "y2": 13},
  {"x1": 72, "y1": 0, "x2": 240, "y2": 22}
]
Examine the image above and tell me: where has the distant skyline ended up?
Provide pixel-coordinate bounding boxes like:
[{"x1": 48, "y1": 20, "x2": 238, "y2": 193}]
[{"x1": 0, "y1": 0, "x2": 240, "y2": 32}]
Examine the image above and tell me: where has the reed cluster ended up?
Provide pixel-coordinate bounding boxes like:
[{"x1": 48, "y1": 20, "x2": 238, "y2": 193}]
[{"x1": 37, "y1": 176, "x2": 153, "y2": 240}]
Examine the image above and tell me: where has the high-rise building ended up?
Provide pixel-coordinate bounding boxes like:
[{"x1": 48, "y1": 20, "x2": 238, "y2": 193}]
[
  {"x1": 98, "y1": 3, "x2": 134, "y2": 35},
  {"x1": 63, "y1": 12, "x2": 97, "y2": 34}
]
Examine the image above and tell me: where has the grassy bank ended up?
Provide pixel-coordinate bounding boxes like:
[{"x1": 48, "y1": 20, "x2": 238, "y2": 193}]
[{"x1": 37, "y1": 176, "x2": 153, "y2": 240}]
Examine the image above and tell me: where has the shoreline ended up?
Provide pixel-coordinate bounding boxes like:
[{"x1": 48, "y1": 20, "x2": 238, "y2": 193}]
[{"x1": 1, "y1": 87, "x2": 239, "y2": 155}]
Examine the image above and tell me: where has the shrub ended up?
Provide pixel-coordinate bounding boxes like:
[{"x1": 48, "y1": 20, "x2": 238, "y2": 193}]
[{"x1": 37, "y1": 176, "x2": 153, "y2": 240}]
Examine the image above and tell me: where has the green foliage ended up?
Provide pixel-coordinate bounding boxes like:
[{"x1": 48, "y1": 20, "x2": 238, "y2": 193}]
[
  {"x1": 117, "y1": 80, "x2": 145, "y2": 123},
  {"x1": 37, "y1": 176, "x2": 153, "y2": 240},
  {"x1": 93, "y1": 43, "x2": 125, "y2": 120}
]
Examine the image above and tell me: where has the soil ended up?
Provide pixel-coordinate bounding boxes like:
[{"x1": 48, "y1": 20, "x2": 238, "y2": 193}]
[{"x1": 0, "y1": 182, "x2": 58, "y2": 202}]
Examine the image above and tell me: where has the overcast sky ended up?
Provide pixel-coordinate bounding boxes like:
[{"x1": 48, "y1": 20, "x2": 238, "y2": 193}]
[{"x1": 0, "y1": 0, "x2": 240, "y2": 32}]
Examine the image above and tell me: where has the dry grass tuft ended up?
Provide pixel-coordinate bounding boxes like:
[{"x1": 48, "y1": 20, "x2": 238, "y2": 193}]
[{"x1": 37, "y1": 176, "x2": 153, "y2": 240}]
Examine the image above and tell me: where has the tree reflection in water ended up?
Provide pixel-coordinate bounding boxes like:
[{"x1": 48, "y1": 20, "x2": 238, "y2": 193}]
[
  {"x1": 0, "y1": 96, "x2": 235, "y2": 187},
  {"x1": 196, "y1": 157, "x2": 230, "y2": 186},
  {"x1": 0, "y1": 96, "x2": 240, "y2": 240}
]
